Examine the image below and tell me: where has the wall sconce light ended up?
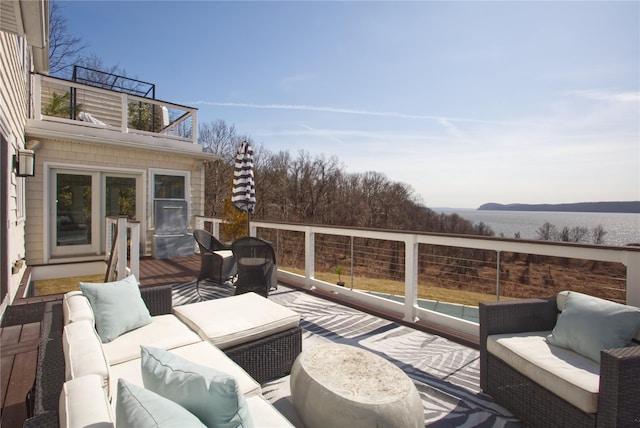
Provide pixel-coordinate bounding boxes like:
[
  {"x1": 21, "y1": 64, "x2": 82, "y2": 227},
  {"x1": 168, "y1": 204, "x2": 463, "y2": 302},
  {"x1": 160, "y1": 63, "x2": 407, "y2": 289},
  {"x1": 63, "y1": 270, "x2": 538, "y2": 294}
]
[{"x1": 14, "y1": 149, "x2": 35, "y2": 177}]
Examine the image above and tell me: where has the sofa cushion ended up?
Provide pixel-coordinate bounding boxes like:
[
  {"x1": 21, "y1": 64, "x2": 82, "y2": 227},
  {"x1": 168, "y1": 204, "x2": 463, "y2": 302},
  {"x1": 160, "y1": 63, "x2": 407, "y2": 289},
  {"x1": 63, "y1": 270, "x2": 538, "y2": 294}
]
[
  {"x1": 59, "y1": 375, "x2": 114, "y2": 428},
  {"x1": 62, "y1": 321, "x2": 110, "y2": 391},
  {"x1": 556, "y1": 290, "x2": 640, "y2": 342},
  {"x1": 101, "y1": 314, "x2": 201, "y2": 366},
  {"x1": 173, "y1": 292, "x2": 300, "y2": 349},
  {"x1": 547, "y1": 291, "x2": 640, "y2": 362},
  {"x1": 141, "y1": 346, "x2": 255, "y2": 428},
  {"x1": 108, "y1": 341, "x2": 261, "y2": 401},
  {"x1": 488, "y1": 331, "x2": 600, "y2": 413},
  {"x1": 80, "y1": 275, "x2": 152, "y2": 343},
  {"x1": 116, "y1": 379, "x2": 206, "y2": 428},
  {"x1": 62, "y1": 291, "x2": 95, "y2": 325}
]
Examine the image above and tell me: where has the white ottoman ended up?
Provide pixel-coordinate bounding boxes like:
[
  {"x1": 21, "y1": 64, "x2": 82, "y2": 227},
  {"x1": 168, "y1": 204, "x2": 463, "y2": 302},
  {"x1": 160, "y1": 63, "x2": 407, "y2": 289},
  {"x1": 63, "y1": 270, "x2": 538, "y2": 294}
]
[
  {"x1": 290, "y1": 343, "x2": 424, "y2": 428},
  {"x1": 172, "y1": 292, "x2": 300, "y2": 349},
  {"x1": 172, "y1": 293, "x2": 302, "y2": 383}
]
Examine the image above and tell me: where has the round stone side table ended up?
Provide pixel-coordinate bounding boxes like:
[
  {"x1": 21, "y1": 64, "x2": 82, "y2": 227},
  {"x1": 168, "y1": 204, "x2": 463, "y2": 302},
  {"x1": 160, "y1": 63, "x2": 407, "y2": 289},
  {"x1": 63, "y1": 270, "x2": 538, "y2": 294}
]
[{"x1": 290, "y1": 343, "x2": 424, "y2": 428}]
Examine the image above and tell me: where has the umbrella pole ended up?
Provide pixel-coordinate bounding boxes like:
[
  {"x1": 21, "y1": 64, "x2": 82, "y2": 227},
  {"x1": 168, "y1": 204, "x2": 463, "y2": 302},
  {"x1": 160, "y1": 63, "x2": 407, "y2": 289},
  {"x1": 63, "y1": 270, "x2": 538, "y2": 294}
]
[{"x1": 247, "y1": 211, "x2": 251, "y2": 237}]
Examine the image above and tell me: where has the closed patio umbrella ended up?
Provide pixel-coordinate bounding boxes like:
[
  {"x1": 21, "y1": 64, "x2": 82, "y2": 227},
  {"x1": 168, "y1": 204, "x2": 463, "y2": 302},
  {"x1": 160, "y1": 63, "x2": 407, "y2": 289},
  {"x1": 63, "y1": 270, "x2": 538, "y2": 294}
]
[{"x1": 231, "y1": 141, "x2": 256, "y2": 235}]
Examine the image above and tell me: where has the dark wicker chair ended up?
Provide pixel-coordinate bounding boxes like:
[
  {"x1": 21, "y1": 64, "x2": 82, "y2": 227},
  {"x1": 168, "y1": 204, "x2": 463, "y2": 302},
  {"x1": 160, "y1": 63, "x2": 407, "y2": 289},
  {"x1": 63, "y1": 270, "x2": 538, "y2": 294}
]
[
  {"x1": 193, "y1": 229, "x2": 237, "y2": 298},
  {"x1": 231, "y1": 237, "x2": 277, "y2": 298},
  {"x1": 479, "y1": 297, "x2": 640, "y2": 428}
]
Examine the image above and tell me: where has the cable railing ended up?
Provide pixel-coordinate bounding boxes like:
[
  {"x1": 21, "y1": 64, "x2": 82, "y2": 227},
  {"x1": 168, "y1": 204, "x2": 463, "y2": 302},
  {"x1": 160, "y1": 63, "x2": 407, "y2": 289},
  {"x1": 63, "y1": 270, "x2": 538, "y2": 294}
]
[{"x1": 195, "y1": 216, "x2": 640, "y2": 337}]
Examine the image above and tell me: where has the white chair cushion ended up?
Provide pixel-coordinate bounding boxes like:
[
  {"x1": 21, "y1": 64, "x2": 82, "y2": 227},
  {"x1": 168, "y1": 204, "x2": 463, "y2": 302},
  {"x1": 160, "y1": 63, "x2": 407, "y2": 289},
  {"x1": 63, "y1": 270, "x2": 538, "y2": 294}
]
[
  {"x1": 245, "y1": 395, "x2": 296, "y2": 428},
  {"x1": 59, "y1": 375, "x2": 114, "y2": 428},
  {"x1": 101, "y1": 314, "x2": 201, "y2": 365},
  {"x1": 62, "y1": 321, "x2": 110, "y2": 391},
  {"x1": 173, "y1": 293, "x2": 300, "y2": 349},
  {"x1": 108, "y1": 341, "x2": 261, "y2": 401},
  {"x1": 62, "y1": 291, "x2": 95, "y2": 326},
  {"x1": 488, "y1": 331, "x2": 600, "y2": 413}
]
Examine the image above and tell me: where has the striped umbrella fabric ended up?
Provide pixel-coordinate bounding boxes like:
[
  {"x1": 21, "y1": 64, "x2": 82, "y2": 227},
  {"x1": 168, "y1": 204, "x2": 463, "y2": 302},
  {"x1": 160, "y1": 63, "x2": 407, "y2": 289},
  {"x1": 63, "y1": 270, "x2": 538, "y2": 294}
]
[{"x1": 231, "y1": 141, "x2": 256, "y2": 215}]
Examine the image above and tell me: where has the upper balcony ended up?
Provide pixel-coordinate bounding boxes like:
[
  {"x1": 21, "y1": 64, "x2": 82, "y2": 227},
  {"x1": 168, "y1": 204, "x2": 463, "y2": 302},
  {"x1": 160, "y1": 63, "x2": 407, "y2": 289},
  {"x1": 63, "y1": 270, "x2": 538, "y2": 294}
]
[{"x1": 27, "y1": 68, "x2": 200, "y2": 153}]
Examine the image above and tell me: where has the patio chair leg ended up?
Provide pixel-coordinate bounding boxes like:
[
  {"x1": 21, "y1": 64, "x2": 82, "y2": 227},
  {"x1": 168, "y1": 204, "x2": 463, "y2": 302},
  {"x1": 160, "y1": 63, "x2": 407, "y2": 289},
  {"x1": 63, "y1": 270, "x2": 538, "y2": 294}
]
[{"x1": 195, "y1": 280, "x2": 204, "y2": 302}]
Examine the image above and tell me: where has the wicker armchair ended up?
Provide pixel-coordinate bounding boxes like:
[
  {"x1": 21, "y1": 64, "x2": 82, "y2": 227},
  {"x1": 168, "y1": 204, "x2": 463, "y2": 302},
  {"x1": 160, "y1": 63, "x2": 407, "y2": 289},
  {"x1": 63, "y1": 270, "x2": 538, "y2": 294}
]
[
  {"x1": 193, "y1": 229, "x2": 237, "y2": 297},
  {"x1": 231, "y1": 237, "x2": 277, "y2": 298},
  {"x1": 479, "y1": 297, "x2": 640, "y2": 428}
]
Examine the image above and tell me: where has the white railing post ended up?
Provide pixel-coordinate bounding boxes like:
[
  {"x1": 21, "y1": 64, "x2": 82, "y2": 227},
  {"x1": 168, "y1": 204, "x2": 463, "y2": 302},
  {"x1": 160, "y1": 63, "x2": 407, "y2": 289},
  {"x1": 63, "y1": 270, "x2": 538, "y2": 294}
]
[
  {"x1": 117, "y1": 216, "x2": 128, "y2": 280},
  {"x1": 305, "y1": 227, "x2": 315, "y2": 289},
  {"x1": 404, "y1": 236, "x2": 419, "y2": 322},
  {"x1": 105, "y1": 217, "x2": 115, "y2": 257},
  {"x1": 32, "y1": 74, "x2": 42, "y2": 119},
  {"x1": 625, "y1": 250, "x2": 640, "y2": 307},
  {"x1": 120, "y1": 93, "x2": 128, "y2": 133},
  {"x1": 129, "y1": 221, "x2": 140, "y2": 281},
  {"x1": 191, "y1": 110, "x2": 198, "y2": 144}
]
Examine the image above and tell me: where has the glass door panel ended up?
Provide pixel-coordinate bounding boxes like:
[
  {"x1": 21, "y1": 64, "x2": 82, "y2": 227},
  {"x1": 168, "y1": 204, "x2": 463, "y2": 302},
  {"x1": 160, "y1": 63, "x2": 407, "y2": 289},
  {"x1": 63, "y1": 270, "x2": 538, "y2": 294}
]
[
  {"x1": 56, "y1": 173, "x2": 92, "y2": 246},
  {"x1": 106, "y1": 176, "x2": 136, "y2": 219}
]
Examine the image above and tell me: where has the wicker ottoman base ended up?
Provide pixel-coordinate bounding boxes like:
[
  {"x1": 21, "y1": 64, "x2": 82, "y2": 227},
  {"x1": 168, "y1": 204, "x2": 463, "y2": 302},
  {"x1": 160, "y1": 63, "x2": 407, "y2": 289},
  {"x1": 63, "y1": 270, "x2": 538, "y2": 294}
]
[{"x1": 224, "y1": 326, "x2": 302, "y2": 383}]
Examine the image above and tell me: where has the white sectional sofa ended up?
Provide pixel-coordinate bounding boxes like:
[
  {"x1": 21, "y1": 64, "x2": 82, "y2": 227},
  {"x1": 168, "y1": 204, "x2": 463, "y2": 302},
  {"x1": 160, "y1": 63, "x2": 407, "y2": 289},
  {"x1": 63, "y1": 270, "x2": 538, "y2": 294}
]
[{"x1": 58, "y1": 276, "x2": 302, "y2": 427}]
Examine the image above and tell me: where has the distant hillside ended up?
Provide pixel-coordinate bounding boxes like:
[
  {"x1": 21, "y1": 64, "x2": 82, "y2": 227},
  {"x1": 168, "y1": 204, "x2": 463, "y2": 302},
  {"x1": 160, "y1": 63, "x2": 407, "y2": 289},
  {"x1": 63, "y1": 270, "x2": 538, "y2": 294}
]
[{"x1": 477, "y1": 201, "x2": 640, "y2": 213}]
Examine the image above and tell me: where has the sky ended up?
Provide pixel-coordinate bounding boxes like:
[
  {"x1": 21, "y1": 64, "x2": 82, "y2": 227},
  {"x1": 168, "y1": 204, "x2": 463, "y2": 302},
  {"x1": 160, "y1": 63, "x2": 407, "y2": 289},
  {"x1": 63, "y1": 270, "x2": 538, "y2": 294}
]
[{"x1": 59, "y1": 1, "x2": 639, "y2": 209}]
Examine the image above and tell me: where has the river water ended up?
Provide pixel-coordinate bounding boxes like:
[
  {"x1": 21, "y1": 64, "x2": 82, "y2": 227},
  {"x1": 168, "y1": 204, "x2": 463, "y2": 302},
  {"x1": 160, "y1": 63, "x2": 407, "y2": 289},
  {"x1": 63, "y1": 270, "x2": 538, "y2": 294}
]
[{"x1": 435, "y1": 208, "x2": 640, "y2": 247}]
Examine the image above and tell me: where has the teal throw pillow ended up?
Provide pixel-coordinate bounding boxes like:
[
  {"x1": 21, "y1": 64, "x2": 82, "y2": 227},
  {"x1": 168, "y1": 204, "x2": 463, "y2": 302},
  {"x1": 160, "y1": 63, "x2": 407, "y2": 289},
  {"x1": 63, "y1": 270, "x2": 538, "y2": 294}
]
[
  {"x1": 546, "y1": 291, "x2": 640, "y2": 363},
  {"x1": 140, "y1": 346, "x2": 254, "y2": 428},
  {"x1": 116, "y1": 379, "x2": 206, "y2": 428},
  {"x1": 80, "y1": 275, "x2": 151, "y2": 343}
]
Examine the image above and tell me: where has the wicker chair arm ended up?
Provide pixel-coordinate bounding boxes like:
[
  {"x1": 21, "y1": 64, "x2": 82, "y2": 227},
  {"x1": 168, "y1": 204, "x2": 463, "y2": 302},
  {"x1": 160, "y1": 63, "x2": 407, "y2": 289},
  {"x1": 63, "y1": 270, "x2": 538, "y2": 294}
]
[
  {"x1": 479, "y1": 297, "x2": 558, "y2": 392},
  {"x1": 140, "y1": 284, "x2": 173, "y2": 316},
  {"x1": 597, "y1": 345, "x2": 640, "y2": 427},
  {"x1": 479, "y1": 297, "x2": 558, "y2": 340}
]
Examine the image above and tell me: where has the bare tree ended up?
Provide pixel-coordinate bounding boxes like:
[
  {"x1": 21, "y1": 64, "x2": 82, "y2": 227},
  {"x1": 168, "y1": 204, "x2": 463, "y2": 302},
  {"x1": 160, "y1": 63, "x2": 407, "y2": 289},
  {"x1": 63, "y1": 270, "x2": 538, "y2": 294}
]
[
  {"x1": 198, "y1": 120, "x2": 243, "y2": 216},
  {"x1": 536, "y1": 222, "x2": 557, "y2": 241},
  {"x1": 48, "y1": 1, "x2": 88, "y2": 77},
  {"x1": 592, "y1": 224, "x2": 607, "y2": 244},
  {"x1": 568, "y1": 226, "x2": 589, "y2": 243}
]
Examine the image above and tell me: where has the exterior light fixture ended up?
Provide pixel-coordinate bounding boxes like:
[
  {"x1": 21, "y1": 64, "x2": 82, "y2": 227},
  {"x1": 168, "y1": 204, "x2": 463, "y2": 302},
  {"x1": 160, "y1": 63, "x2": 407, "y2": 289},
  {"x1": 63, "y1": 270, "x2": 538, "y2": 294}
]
[{"x1": 14, "y1": 149, "x2": 35, "y2": 177}]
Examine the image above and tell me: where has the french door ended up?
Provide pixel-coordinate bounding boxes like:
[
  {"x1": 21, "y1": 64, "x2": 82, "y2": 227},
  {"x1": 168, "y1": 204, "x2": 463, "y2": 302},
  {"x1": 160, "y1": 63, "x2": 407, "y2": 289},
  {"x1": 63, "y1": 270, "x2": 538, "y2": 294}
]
[{"x1": 50, "y1": 169, "x2": 139, "y2": 259}]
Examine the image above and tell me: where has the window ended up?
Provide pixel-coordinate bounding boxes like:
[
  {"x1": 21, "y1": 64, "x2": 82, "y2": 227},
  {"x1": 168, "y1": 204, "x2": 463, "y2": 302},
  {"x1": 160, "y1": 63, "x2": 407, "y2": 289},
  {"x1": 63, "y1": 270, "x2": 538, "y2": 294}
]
[
  {"x1": 150, "y1": 170, "x2": 189, "y2": 229},
  {"x1": 154, "y1": 174, "x2": 185, "y2": 199}
]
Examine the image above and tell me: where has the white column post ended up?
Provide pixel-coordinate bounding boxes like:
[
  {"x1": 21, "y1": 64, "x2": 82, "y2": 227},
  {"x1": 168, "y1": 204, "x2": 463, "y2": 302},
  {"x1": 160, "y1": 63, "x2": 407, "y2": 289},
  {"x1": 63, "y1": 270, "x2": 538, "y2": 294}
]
[
  {"x1": 305, "y1": 227, "x2": 315, "y2": 290},
  {"x1": 404, "y1": 236, "x2": 419, "y2": 322}
]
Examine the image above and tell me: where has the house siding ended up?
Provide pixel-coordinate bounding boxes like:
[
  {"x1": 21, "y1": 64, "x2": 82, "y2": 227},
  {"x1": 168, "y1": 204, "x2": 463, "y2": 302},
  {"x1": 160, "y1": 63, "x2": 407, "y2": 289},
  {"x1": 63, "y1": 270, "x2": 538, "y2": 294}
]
[
  {"x1": 25, "y1": 138, "x2": 205, "y2": 265},
  {"x1": 0, "y1": 31, "x2": 30, "y2": 306}
]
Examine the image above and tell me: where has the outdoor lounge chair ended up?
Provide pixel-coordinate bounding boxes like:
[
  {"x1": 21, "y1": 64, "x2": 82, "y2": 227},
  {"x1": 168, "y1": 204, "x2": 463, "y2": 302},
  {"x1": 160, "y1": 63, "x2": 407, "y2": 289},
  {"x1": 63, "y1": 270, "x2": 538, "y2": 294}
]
[
  {"x1": 231, "y1": 237, "x2": 277, "y2": 298},
  {"x1": 193, "y1": 229, "x2": 237, "y2": 297},
  {"x1": 479, "y1": 293, "x2": 640, "y2": 428}
]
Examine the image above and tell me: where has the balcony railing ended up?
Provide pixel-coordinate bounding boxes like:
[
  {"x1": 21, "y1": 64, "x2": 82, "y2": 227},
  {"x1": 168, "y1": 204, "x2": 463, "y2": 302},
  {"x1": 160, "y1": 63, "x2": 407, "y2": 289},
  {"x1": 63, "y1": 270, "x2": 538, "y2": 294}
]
[
  {"x1": 30, "y1": 74, "x2": 197, "y2": 144},
  {"x1": 105, "y1": 216, "x2": 140, "y2": 281},
  {"x1": 196, "y1": 216, "x2": 640, "y2": 338}
]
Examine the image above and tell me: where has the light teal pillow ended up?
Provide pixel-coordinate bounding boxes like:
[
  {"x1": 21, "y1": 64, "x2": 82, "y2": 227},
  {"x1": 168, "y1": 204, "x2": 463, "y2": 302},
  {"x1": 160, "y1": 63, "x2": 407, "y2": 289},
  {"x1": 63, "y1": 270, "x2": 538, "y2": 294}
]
[
  {"x1": 546, "y1": 291, "x2": 640, "y2": 363},
  {"x1": 116, "y1": 378, "x2": 206, "y2": 427},
  {"x1": 80, "y1": 275, "x2": 151, "y2": 343},
  {"x1": 141, "y1": 346, "x2": 254, "y2": 428}
]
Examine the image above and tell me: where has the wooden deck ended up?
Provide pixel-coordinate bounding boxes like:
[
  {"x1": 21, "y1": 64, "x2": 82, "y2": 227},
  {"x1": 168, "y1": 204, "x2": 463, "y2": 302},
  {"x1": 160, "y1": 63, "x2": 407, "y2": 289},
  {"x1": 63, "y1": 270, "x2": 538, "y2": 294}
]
[{"x1": 0, "y1": 256, "x2": 201, "y2": 427}]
